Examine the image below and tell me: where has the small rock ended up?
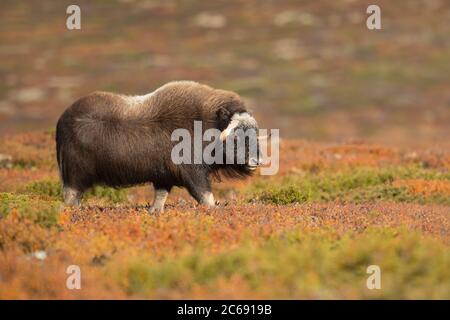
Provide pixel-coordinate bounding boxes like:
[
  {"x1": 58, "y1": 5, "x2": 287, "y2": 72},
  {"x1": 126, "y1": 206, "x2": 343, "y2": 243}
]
[
  {"x1": 91, "y1": 254, "x2": 108, "y2": 266},
  {"x1": 404, "y1": 152, "x2": 418, "y2": 161},
  {"x1": 0, "y1": 153, "x2": 13, "y2": 168},
  {"x1": 193, "y1": 12, "x2": 226, "y2": 29},
  {"x1": 273, "y1": 10, "x2": 302, "y2": 26},
  {"x1": 10, "y1": 87, "x2": 46, "y2": 103},
  {"x1": 273, "y1": 11, "x2": 317, "y2": 27},
  {"x1": 32, "y1": 251, "x2": 47, "y2": 261}
]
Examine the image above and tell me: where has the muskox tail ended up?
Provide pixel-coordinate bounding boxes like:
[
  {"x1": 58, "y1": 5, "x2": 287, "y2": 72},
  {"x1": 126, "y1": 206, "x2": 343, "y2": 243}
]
[{"x1": 55, "y1": 118, "x2": 66, "y2": 185}]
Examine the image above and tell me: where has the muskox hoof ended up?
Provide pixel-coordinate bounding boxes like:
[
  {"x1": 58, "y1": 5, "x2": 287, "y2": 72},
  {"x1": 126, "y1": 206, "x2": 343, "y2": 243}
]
[{"x1": 198, "y1": 202, "x2": 217, "y2": 210}]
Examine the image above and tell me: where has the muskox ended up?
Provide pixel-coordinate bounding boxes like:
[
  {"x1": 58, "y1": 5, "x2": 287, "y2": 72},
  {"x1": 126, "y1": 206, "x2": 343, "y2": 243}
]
[{"x1": 56, "y1": 81, "x2": 263, "y2": 212}]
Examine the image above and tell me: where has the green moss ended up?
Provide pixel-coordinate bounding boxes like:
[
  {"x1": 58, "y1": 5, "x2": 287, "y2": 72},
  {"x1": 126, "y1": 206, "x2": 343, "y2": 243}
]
[
  {"x1": 88, "y1": 185, "x2": 128, "y2": 204},
  {"x1": 11, "y1": 159, "x2": 38, "y2": 169},
  {"x1": 250, "y1": 166, "x2": 450, "y2": 205},
  {"x1": 0, "y1": 193, "x2": 60, "y2": 228},
  {"x1": 24, "y1": 179, "x2": 62, "y2": 199},
  {"x1": 22, "y1": 180, "x2": 128, "y2": 204}
]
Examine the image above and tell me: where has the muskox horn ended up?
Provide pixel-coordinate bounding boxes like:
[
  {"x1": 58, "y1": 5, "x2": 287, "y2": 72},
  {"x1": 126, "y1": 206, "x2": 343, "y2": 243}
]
[{"x1": 220, "y1": 119, "x2": 240, "y2": 141}]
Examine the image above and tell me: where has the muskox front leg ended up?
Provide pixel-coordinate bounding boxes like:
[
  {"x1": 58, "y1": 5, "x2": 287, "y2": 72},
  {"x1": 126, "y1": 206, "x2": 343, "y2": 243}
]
[
  {"x1": 184, "y1": 175, "x2": 216, "y2": 208},
  {"x1": 198, "y1": 190, "x2": 216, "y2": 207},
  {"x1": 63, "y1": 186, "x2": 83, "y2": 207},
  {"x1": 149, "y1": 188, "x2": 169, "y2": 214}
]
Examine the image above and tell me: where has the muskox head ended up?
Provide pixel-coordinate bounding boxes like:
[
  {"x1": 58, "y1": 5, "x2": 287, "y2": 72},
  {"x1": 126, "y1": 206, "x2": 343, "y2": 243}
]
[{"x1": 218, "y1": 112, "x2": 265, "y2": 174}]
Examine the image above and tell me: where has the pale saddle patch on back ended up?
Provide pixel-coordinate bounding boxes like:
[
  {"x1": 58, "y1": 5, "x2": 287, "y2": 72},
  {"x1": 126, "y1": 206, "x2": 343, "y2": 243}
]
[{"x1": 120, "y1": 81, "x2": 201, "y2": 117}]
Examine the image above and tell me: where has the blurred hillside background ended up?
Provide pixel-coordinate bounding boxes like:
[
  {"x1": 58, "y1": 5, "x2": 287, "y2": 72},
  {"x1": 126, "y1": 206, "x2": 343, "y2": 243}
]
[{"x1": 0, "y1": 0, "x2": 449, "y2": 146}]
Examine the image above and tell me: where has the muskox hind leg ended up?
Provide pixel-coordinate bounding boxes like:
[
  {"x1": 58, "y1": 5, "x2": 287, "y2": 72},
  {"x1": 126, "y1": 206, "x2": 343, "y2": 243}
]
[
  {"x1": 149, "y1": 187, "x2": 170, "y2": 214},
  {"x1": 63, "y1": 186, "x2": 83, "y2": 207}
]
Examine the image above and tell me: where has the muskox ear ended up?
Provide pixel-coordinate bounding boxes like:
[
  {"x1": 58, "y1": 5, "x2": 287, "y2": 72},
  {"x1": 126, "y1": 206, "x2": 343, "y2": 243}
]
[{"x1": 216, "y1": 107, "x2": 232, "y2": 131}]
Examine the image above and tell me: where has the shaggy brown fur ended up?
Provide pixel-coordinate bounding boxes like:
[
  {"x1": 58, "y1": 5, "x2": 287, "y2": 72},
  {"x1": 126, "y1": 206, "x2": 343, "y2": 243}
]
[{"x1": 56, "y1": 81, "x2": 259, "y2": 211}]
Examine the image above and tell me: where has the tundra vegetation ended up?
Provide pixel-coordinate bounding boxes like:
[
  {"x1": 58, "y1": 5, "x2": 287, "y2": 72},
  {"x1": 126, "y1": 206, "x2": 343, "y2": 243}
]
[
  {"x1": 0, "y1": 131, "x2": 449, "y2": 299},
  {"x1": 0, "y1": 0, "x2": 449, "y2": 299}
]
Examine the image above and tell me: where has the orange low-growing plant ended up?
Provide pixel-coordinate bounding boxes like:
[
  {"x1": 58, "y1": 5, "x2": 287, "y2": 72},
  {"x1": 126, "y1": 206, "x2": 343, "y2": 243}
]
[
  {"x1": 394, "y1": 179, "x2": 450, "y2": 196},
  {"x1": 0, "y1": 209, "x2": 57, "y2": 253}
]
